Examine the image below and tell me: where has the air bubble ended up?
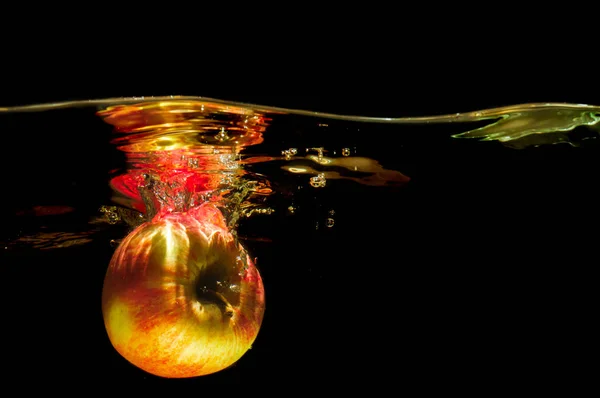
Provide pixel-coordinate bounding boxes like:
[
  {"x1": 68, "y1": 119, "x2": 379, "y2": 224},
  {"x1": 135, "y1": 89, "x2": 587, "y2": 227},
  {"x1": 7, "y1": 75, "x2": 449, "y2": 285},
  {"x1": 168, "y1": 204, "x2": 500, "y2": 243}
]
[
  {"x1": 288, "y1": 205, "x2": 295, "y2": 214},
  {"x1": 281, "y1": 148, "x2": 298, "y2": 160},
  {"x1": 316, "y1": 147, "x2": 324, "y2": 163},
  {"x1": 306, "y1": 147, "x2": 326, "y2": 164},
  {"x1": 342, "y1": 148, "x2": 351, "y2": 156},
  {"x1": 326, "y1": 218, "x2": 335, "y2": 228},
  {"x1": 187, "y1": 158, "x2": 199, "y2": 168},
  {"x1": 309, "y1": 173, "x2": 327, "y2": 188},
  {"x1": 100, "y1": 206, "x2": 120, "y2": 224},
  {"x1": 243, "y1": 207, "x2": 274, "y2": 218},
  {"x1": 219, "y1": 154, "x2": 238, "y2": 170}
]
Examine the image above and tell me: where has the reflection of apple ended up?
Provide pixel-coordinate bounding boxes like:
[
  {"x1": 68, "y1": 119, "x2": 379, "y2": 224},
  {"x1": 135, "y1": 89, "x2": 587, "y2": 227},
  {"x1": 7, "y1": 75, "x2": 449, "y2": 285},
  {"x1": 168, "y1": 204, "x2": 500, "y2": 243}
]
[{"x1": 102, "y1": 204, "x2": 265, "y2": 378}]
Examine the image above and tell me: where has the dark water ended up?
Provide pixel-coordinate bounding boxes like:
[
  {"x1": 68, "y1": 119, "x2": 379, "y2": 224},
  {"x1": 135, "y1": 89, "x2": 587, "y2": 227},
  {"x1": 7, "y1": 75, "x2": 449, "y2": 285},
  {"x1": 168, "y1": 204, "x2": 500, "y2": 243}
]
[{"x1": 0, "y1": 100, "x2": 597, "y2": 390}]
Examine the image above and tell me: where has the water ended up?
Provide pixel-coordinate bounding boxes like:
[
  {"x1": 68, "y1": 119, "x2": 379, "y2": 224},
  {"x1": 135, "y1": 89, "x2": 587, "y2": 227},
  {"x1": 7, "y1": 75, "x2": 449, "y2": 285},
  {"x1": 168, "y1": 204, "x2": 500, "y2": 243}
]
[{"x1": 0, "y1": 97, "x2": 598, "y2": 388}]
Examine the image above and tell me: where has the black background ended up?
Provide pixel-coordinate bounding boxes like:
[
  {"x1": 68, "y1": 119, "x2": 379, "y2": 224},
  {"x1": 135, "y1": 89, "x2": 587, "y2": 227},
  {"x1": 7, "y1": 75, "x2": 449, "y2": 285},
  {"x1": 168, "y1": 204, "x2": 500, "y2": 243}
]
[{"x1": 0, "y1": 52, "x2": 597, "y2": 393}]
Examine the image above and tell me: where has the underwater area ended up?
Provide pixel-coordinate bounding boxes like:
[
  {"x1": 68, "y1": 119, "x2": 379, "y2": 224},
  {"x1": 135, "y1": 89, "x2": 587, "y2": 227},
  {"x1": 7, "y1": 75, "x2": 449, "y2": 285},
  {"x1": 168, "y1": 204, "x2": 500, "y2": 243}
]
[{"x1": 0, "y1": 97, "x2": 597, "y2": 388}]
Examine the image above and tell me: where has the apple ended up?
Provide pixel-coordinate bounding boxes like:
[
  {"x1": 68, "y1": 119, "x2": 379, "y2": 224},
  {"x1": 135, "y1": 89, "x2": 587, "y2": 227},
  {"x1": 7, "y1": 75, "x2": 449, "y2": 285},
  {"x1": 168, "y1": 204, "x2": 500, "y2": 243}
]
[{"x1": 102, "y1": 203, "x2": 265, "y2": 378}]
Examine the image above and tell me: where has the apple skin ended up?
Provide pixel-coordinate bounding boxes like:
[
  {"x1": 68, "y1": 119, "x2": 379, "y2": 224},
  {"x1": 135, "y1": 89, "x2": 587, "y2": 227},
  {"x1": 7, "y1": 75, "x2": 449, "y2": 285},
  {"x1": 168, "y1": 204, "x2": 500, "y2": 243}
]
[{"x1": 102, "y1": 204, "x2": 265, "y2": 378}]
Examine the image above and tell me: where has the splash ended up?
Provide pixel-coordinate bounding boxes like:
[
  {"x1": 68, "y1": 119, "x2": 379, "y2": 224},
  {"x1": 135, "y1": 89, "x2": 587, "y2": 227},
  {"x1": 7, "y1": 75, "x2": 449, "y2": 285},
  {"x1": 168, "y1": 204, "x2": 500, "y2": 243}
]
[
  {"x1": 450, "y1": 103, "x2": 600, "y2": 148},
  {"x1": 99, "y1": 100, "x2": 270, "y2": 216}
]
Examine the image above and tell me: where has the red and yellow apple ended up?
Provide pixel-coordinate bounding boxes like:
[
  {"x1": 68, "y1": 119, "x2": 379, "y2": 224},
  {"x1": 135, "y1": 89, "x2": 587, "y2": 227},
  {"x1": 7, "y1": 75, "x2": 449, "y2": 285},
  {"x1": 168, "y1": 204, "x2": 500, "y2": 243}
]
[{"x1": 102, "y1": 204, "x2": 265, "y2": 378}]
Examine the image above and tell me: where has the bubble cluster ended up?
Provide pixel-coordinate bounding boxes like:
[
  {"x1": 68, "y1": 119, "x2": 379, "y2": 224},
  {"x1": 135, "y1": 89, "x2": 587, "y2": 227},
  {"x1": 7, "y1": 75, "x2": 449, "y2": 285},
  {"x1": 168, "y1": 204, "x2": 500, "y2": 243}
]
[
  {"x1": 99, "y1": 206, "x2": 120, "y2": 224},
  {"x1": 281, "y1": 148, "x2": 298, "y2": 160},
  {"x1": 309, "y1": 173, "x2": 327, "y2": 188}
]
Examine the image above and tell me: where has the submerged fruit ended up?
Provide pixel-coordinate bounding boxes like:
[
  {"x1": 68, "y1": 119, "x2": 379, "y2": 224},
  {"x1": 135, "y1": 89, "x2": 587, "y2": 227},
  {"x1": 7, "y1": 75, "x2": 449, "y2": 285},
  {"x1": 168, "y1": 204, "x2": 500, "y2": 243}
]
[{"x1": 101, "y1": 204, "x2": 265, "y2": 378}]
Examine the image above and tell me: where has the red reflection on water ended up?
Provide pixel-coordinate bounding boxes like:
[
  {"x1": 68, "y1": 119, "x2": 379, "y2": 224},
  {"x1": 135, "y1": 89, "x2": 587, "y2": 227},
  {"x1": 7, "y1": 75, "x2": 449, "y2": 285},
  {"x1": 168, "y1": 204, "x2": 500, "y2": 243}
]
[{"x1": 98, "y1": 100, "x2": 268, "y2": 216}]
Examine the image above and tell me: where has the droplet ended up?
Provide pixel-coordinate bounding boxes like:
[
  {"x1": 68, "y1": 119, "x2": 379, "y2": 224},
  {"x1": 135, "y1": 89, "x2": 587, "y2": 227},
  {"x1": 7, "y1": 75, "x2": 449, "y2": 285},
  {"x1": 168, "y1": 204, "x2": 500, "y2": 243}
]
[
  {"x1": 309, "y1": 173, "x2": 327, "y2": 188},
  {"x1": 342, "y1": 148, "x2": 351, "y2": 156},
  {"x1": 216, "y1": 127, "x2": 229, "y2": 142},
  {"x1": 328, "y1": 209, "x2": 335, "y2": 216},
  {"x1": 326, "y1": 218, "x2": 335, "y2": 228}
]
